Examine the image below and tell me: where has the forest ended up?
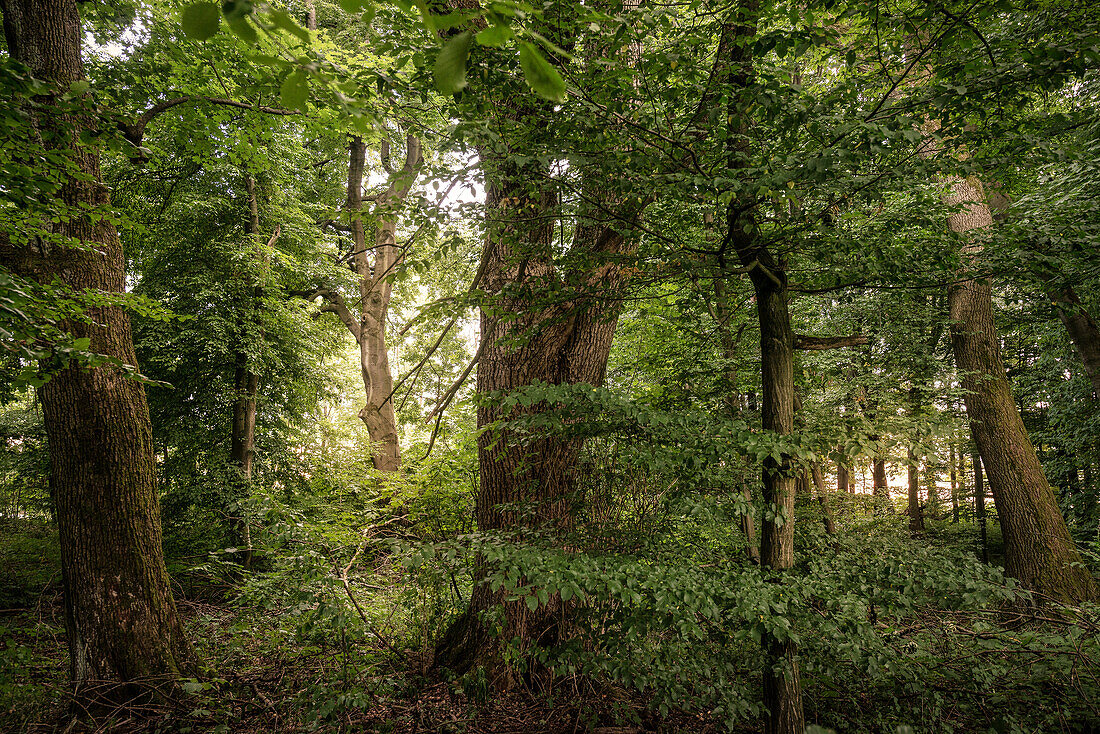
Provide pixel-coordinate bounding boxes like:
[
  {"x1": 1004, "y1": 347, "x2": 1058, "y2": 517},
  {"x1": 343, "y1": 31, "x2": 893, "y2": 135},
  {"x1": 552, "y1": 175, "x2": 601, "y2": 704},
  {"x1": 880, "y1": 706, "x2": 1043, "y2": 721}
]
[{"x1": 1, "y1": 0, "x2": 1100, "y2": 731}]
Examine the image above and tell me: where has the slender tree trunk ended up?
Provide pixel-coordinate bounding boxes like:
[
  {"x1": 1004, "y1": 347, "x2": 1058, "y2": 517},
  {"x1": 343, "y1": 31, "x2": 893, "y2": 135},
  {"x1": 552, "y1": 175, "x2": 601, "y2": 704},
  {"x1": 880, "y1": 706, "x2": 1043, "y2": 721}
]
[
  {"x1": 973, "y1": 448, "x2": 988, "y2": 564},
  {"x1": 944, "y1": 175, "x2": 1096, "y2": 601},
  {"x1": 0, "y1": 0, "x2": 196, "y2": 695},
  {"x1": 950, "y1": 443, "x2": 959, "y2": 523},
  {"x1": 722, "y1": 0, "x2": 802, "y2": 725},
  {"x1": 811, "y1": 463, "x2": 837, "y2": 535},
  {"x1": 229, "y1": 173, "x2": 264, "y2": 568},
  {"x1": 907, "y1": 447, "x2": 924, "y2": 533},
  {"x1": 872, "y1": 457, "x2": 889, "y2": 513},
  {"x1": 837, "y1": 461, "x2": 851, "y2": 494},
  {"x1": 317, "y1": 135, "x2": 421, "y2": 472}
]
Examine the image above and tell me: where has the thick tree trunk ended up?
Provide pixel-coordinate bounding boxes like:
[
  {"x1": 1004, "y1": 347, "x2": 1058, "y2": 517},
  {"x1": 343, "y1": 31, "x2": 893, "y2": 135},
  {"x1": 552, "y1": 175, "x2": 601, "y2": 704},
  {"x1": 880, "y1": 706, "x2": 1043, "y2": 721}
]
[
  {"x1": 944, "y1": 176, "x2": 1096, "y2": 601},
  {"x1": 433, "y1": 52, "x2": 643, "y2": 674},
  {"x1": 0, "y1": 0, "x2": 196, "y2": 695}
]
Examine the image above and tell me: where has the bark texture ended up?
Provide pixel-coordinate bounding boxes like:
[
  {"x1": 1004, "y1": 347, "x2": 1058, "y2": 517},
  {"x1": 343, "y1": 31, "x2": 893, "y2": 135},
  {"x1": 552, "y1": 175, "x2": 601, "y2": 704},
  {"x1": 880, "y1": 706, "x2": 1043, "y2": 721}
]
[
  {"x1": 0, "y1": 0, "x2": 196, "y2": 693},
  {"x1": 944, "y1": 176, "x2": 1096, "y2": 601},
  {"x1": 434, "y1": 12, "x2": 645, "y2": 679}
]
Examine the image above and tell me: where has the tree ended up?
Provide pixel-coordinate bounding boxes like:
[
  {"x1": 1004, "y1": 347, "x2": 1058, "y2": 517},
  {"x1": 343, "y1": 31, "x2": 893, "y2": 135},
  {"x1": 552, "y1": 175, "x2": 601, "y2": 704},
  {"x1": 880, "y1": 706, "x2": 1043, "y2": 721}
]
[
  {"x1": 307, "y1": 131, "x2": 423, "y2": 472},
  {"x1": 943, "y1": 173, "x2": 1097, "y2": 601},
  {"x1": 0, "y1": 0, "x2": 196, "y2": 694}
]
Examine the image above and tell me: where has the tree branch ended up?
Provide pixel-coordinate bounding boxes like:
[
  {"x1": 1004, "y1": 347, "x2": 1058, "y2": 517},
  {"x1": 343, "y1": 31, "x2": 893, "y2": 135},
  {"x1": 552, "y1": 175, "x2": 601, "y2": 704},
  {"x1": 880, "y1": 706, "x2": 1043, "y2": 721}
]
[
  {"x1": 291, "y1": 287, "x2": 361, "y2": 343},
  {"x1": 121, "y1": 95, "x2": 299, "y2": 148}
]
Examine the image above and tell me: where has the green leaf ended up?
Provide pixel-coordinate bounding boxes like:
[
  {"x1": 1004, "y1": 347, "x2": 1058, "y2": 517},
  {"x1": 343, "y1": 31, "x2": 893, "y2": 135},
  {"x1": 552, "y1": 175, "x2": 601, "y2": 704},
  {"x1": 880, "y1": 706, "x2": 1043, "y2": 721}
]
[
  {"x1": 412, "y1": 0, "x2": 436, "y2": 32},
  {"x1": 525, "y1": 594, "x2": 539, "y2": 611},
  {"x1": 226, "y1": 15, "x2": 257, "y2": 43},
  {"x1": 476, "y1": 25, "x2": 514, "y2": 47},
  {"x1": 180, "y1": 3, "x2": 221, "y2": 40},
  {"x1": 518, "y1": 41, "x2": 565, "y2": 102},
  {"x1": 280, "y1": 70, "x2": 308, "y2": 110},
  {"x1": 269, "y1": 9, "x2": 310, "y2": 42},
  {"x1": 433, "y1": 31, "x2": 474, "y2": 95}
]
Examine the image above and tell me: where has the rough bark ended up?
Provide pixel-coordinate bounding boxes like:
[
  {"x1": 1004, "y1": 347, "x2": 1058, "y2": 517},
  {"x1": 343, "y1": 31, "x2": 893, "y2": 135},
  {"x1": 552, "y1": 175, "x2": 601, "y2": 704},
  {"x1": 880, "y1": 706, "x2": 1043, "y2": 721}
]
[
  {"x1": 837, "y1": 462, "x2": 850, "y2": 494},
  {"x1": 0, "y1": 0, "x2": 196, "y2": 695},
  {"x1": 943, "y1": 175, "x2": 1097, "y2": 601},
  {"x1": 434, "y1": 12, "x2": 646, "y2": 678}
]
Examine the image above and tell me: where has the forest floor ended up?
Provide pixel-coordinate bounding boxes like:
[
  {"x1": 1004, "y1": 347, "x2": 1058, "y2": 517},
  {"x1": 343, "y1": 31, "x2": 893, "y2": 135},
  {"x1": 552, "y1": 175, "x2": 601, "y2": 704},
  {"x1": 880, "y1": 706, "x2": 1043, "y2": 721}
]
[
  {"x1": 0, "y1": 519, "x2": 717, "y2": 733},
  {"x1": 1, "y1": 597, "x2": 718, "y2": 733},
  {"x1": 3, "y1": 516, "x2": 1099, "y2": 733}
]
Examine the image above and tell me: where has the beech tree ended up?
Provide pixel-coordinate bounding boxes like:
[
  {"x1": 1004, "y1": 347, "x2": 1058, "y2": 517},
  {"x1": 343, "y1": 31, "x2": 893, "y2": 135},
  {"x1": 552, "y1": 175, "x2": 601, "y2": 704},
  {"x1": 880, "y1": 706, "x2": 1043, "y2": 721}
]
[{"x1": 305, "y1": 131, "x2": 423, "y2": 472}]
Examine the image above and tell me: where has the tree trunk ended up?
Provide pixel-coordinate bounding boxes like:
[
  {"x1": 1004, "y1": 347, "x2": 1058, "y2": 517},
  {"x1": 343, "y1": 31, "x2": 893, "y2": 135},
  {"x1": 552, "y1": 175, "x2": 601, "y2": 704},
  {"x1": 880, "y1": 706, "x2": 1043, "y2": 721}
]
[
  {"x1": 944, "y1": 175, "x2": 1096, "y2": 601},
  {"x1": 811, "y1": 462, "x2": 837, "y2": 535},
  {"x1": 434, "y1": 71, "x2": 642, "y2": 678},
  {"x1": 907, "y1": 447, "x2": 924, "y2": 533},
  {"x1": 950, "y1": 443, "x2": 959, "y2": 523},
  {"x1": 872, "y1": 457, "x2": 889, "y2": 512},
  {"x1": 720, "y1": 1, "x2": 803, "y2": 713},
  {"x1": 229, "y1": 173, "x2": 263, "y2": 568},
  {"x1": 973, "y1": 448, "x2": 988, "y2": 564},
  {"x1": 837, "y1": 461, "x2": 851, "y2": 494},
  {"x1": 317, "y1": 134, "x2": 421, "y2": 472},
  {"x1": 0, "y1": 0, "x2": 196, "y2": 695}
]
